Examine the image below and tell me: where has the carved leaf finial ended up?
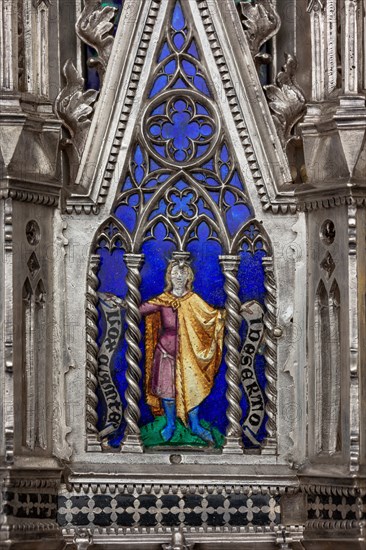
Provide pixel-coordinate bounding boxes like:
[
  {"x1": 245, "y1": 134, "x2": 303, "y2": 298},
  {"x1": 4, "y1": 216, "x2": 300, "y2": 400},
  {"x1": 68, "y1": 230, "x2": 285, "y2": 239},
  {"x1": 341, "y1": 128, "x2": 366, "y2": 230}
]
[
  {"x1": 54, "y1": 59, "x2": 98, "y2": 180},
  {"x1": 76, "y1": 0, "x2": 118, "y2": 85},
  {"x1": 239, "y1": 0, "x2": 281, "y2": 66},
  {"x1": 264, "y1": 53, "x2": 306, "y2": 149}
]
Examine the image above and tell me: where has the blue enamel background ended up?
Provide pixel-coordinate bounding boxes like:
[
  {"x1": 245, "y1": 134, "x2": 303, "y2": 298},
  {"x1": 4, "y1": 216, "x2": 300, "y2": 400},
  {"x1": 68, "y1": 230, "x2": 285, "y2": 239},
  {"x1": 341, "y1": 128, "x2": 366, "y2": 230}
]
[{"x1": 96, "y1": 241, "x2": 268, "y2": 448}]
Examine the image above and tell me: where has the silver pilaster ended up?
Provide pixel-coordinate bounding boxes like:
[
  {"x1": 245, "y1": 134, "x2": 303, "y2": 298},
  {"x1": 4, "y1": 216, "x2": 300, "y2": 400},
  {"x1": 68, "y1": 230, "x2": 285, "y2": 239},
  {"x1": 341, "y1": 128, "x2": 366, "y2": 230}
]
[
  {"x1": 344, "y1": 0, "x2": 360, "y2": 94},
  {"x1": 0, "y1": 1, "x2": 18, "y2": 90}
]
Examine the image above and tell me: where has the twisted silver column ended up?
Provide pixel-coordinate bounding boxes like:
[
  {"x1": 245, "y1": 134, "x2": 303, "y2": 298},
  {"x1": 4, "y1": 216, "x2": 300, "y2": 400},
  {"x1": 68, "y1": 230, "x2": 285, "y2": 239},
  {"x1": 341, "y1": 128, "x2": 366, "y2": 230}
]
[
  {"x1": 219, "y1": 255, "x2": 244, "y2": 454},
  {"x1": 262, "y1": 256, "x2": 278, "y2": 454},
  {"x1": 85, "y1": 254, "x2": 102, "y2": 451},
  {"x1": 121, "y1": 253, "x2": 144, "y2": 453}
]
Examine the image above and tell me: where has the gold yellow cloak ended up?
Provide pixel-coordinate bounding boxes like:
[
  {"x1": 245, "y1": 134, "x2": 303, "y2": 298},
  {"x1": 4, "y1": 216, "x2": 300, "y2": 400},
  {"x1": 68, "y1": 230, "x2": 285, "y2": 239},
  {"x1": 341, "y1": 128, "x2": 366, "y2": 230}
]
[{"x1": 144, "y1": 292, "x2": 225, "y2": 424}]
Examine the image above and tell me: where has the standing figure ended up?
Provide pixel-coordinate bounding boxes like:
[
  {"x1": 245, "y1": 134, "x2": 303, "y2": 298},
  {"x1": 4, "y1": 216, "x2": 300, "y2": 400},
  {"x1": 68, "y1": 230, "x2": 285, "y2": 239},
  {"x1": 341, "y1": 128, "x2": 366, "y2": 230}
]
[{"x1": 140, "y1": 260, "x2": 225, "y2": 443}]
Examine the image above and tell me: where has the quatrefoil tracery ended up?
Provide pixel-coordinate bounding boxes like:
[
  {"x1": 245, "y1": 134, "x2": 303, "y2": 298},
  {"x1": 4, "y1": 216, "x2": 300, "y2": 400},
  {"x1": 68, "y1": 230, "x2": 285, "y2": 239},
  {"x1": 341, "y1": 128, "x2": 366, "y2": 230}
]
[
  {"x1": 112, "y1": 0, "x2": 253, "y2": 253},
  {"x1": 142, "y1": 91, "x2": 220, "y2": 169},
  {"x1": 166, "y1": 187, "x2": 199, "y2": 221}
]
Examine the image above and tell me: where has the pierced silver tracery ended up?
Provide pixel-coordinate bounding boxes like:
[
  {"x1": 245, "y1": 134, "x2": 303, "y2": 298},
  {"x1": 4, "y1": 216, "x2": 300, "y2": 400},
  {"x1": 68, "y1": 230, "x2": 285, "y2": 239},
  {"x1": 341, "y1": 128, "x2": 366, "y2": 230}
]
[
  {"x1": 114, "y1": 137, "x2": 250, "y2": 254},
  {"x1": 142, "y1": 93, "x2": 219, "y2": 168}
]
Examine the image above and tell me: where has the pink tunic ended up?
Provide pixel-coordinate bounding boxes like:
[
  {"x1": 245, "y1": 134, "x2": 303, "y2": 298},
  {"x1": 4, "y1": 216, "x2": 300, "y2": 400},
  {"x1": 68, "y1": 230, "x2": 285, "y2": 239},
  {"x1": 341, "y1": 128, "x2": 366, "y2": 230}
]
[{"x1": 140, "y1": 302, "x2": 177, "y2": 399}]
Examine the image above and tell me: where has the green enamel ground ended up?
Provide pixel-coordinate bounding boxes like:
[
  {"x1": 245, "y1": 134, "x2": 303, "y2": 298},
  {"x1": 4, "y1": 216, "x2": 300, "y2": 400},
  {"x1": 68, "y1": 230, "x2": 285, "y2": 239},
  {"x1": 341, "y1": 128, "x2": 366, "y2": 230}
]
[{"x1": 140, "y1": 416, "x2": 225, "y2": 448}]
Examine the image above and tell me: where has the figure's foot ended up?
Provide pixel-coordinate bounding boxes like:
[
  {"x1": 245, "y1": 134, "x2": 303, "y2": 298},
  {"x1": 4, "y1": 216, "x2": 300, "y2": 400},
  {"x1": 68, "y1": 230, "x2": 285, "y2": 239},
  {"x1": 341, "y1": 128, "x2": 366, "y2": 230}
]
[
  {"x1": 190, "y1": 424, "x2": 214, "y2": 445},
  {"x1": 188, "y1": 406, "x2": 215, "y2": 445},
  {"x1": 161, "y1": 422, "x2": 176, "y2": 442}
]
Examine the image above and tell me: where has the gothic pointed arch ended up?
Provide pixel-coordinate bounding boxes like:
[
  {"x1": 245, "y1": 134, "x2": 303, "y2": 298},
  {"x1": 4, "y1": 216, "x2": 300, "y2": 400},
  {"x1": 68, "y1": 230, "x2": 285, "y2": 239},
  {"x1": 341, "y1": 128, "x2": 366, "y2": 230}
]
[
  {"x1": 314, "y1": 279, "x2": 329, "y2": 454},
  {"x1": 82, "y1": 0, "x2": 282, "y2": 456},
  {"x1": 328, "y1": 279, "x2": 341, "y2": 453},
  {"x1": 66, "y1": 0, "x2": 294, "y2": 215},
  {"x1": 22, "y1": 278, "x2": 34, "y2": 449},
  {"x1": 313, "y1": 278, "x2": 342, "y2": 457}
]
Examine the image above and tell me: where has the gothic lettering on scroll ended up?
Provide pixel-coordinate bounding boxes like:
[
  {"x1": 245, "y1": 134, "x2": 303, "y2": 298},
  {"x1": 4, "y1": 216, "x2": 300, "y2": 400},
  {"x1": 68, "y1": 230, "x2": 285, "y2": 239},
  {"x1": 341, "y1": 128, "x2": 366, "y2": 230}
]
[
  {"x1": 240, "y1": 300, "x2": 265, "y2": 445},
  {"x1": 97, "y1": 294, "x2": 124, "y2": 438}
]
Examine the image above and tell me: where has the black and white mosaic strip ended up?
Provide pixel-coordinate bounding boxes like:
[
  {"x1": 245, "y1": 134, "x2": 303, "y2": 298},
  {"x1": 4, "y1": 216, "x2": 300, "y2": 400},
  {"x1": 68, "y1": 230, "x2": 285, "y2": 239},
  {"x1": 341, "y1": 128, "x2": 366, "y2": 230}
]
[
  {"x1": 58, "y1": 490, "x2": 280, "y2": 530},
  {"x1": 3, "y1": 491, "x2": 57, "y2": 520},
  {"x1": 307, "y1": 493, "x2": 364, "y2": 522}
]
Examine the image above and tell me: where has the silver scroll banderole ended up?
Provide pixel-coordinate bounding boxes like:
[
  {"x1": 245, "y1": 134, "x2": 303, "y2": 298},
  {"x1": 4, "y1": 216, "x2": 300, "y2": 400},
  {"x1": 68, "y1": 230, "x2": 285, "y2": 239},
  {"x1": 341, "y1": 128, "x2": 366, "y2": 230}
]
[
  {"x1": 239, "y1": 299, "x2": 265, "y2": 446},
  {"x1": 97, "y1": 293, "x2": 125, "y2": 438}
]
